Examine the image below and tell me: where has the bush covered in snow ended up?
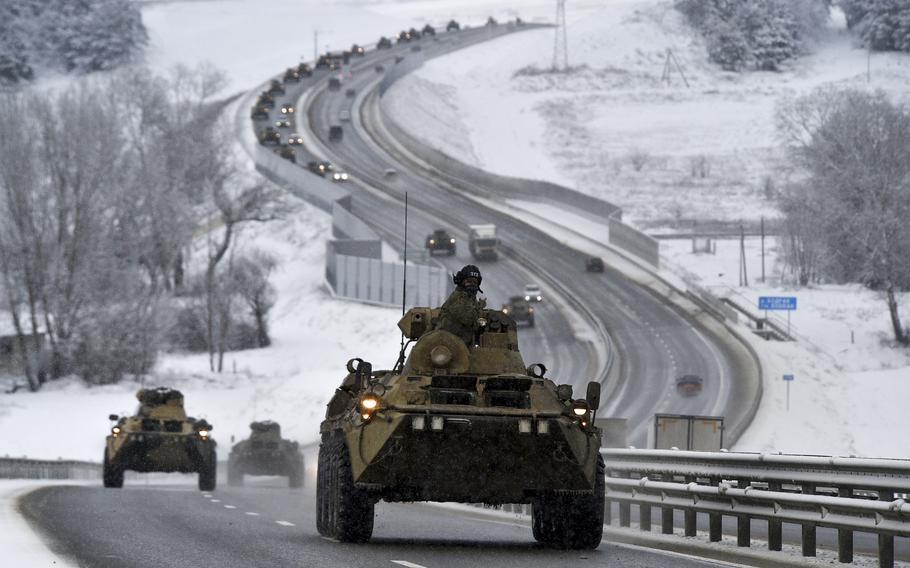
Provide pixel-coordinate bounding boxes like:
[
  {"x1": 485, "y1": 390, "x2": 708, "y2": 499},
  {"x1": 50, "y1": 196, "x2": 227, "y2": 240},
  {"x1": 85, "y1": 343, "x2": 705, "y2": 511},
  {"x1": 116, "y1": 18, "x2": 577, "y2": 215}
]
[
  {"x1": 840, "y1": 0, "x2": 910, "y2": 52},
  {"x1": 0, "y1": 0, "x2": 147, "y2": 85},
  {"x1": 676, "y1": 0, "x2": 830, "y2": 71}
]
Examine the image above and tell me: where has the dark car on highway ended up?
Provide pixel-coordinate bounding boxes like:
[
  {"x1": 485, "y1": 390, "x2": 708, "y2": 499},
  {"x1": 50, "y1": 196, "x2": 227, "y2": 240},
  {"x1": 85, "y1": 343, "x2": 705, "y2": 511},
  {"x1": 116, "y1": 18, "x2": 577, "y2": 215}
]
[
  {"x1": 502, "y1": 296, "x2": 535, "y2": 327},
  {"x1": 586, "y1": 257, "x2": 605, "y2": 273},
  {"x1": 329, "y1": 125, "x2": 343, "y2": 142},
  {"x1": 676, "y1": 374, "x2": 704, "y2": 397},
  {"x1": 425, "y1": 229, "x2": 456, "y2": 256},
  {"x1": 328, "y1": 77, "x2": 341, "y2": 91}
]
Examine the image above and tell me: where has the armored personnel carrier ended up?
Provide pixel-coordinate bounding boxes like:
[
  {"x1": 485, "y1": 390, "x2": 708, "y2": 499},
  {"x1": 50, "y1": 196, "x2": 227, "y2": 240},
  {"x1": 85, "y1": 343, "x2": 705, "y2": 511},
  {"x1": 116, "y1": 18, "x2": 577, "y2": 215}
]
[
  {"x1": 228, "y1": 421, "x2": 305, "y2": 488},
  {"x1": 317, "y1": 307, "x2": 604, "y2": 548},
  {"x1": 104, "y1": 388, "x2": 216, "y2": 490}
]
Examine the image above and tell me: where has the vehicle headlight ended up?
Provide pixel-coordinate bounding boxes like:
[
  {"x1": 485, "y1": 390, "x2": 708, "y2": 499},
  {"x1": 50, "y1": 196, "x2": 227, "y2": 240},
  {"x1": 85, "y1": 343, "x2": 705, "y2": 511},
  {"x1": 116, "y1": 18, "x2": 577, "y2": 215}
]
[
  {"x1": 199, "y1": 429, "x2": 210, "y2": 439},
  {"x1": 502, "y1": 308, "x2": 510, "y2": 314},
  {"x1": 360, "y1": 394, "x2": 382, "y2": 420},
  {"x1": 524, "y1": 295, "x2": 531, "y2": 301},
  {"x1": 429, "y1": 239, "x2": 435, "y2": 245},
  {"x1": 529, "y1": 307, "x2": 534, "y2": 313},
  {"x1": 571, "y1": 401, "x2": 591, "y2": 427},
  {"x1": 341, "y1": 173, "x2": 349, "y2": 180},
  {"x1": 450, "y1": 238, "x2": 456, "y2": 244},
  {"x1": 112, "y1": 426, "x2": 121, "y2": 436}
]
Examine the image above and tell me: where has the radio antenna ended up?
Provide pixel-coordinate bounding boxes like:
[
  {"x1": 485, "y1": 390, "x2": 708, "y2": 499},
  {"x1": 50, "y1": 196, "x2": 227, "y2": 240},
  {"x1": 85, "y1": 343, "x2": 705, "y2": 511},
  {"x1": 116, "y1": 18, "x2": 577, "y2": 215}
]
[{"x1": 402, "y1": 191, "x2": 408, "y2": 316}]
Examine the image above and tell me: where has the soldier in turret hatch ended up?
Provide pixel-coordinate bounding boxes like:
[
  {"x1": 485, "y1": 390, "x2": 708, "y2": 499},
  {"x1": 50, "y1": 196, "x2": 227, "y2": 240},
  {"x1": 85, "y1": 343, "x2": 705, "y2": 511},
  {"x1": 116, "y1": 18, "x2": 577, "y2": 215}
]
[{"x1": 435, "y1": 264, "x2": 486, "y2": 346}]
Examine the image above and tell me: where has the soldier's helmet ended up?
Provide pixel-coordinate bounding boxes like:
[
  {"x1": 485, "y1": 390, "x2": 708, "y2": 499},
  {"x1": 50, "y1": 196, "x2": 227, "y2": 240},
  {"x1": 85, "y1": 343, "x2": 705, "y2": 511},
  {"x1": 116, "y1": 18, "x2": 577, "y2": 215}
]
[{"x1": 453, "y1": 264, "x2": 483, "y2": 293}]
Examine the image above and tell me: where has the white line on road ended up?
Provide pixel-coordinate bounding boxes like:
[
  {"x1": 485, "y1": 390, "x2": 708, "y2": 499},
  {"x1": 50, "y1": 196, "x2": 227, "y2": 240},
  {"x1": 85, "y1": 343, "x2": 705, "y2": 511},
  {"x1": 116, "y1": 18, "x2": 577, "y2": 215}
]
[
  {"x1": 224, "y1": 505, "x2": 237, "y2": 509},
  {"x1": 210, "y1": 499, "x2": 221, "y2": 503},
  {"x1": 245, "y1": 512, "x2": 260, "y2": 516},
  {"x1": 391, "y1": 562, "x2": 429, "y2": 568},
  {"x1": 202, "y1": 494, "x2": 213, "y2": 498},
  {"x1": 275, "y1": 520, "x2": 296, "y2": 527}
]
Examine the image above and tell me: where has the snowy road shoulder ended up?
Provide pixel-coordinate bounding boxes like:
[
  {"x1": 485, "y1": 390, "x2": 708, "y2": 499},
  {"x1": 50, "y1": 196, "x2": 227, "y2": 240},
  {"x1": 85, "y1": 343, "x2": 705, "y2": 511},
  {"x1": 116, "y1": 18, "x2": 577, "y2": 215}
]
[{"x1": 1, "y1": 480, "x2": 81, "y2": 568}]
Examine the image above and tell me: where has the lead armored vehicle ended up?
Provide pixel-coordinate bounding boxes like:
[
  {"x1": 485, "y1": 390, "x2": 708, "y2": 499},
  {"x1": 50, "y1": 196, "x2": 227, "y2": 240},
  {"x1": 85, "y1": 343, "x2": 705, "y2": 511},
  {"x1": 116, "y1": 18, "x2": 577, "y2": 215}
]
[
  {"x1": 228, "y1": 421, "x2": 305, "y2": 488},
  {"x1": 317, "y1": 307, "x2": 604, "y2": 548},
  {"x1": 104, "y1": 388, "x2": 216, "y2": 490}
]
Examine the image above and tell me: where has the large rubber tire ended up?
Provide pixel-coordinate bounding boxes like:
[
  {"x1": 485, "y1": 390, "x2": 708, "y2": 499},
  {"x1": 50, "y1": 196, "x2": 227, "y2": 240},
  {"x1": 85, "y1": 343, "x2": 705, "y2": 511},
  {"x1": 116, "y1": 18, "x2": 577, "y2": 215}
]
[
  {"x1": 198, "y1": 452, "x2": 217, "y2": 492},
  {"x1": 532, "y1": 455, "x2": 604, "y2": 549},
  {"x1": 289, "y1": 456, "x2": 304, "y2": 489},
  {"x1": 227, "y1": 459, "x2": 243, "y2": 487},
  {"x1": 316, "y1": 439, "x2": 331, "y2": 537},
  {"x1": 318, "y1": 433, "x2": 374, "y2": 542},
  {"x1": 102, "y1": 448, "x2": 124, "y2": 489}
]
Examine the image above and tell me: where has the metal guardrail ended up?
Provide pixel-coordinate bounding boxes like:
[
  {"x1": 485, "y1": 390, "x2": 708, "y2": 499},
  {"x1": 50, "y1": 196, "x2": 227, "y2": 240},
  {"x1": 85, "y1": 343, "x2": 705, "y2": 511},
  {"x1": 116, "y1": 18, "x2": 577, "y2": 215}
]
[
  {"x1": 0, "y1": 457, "x2": 100, "y2": 480},
  {"x1": 602, "y1": 448, "x2": 910, "y2": 566}
]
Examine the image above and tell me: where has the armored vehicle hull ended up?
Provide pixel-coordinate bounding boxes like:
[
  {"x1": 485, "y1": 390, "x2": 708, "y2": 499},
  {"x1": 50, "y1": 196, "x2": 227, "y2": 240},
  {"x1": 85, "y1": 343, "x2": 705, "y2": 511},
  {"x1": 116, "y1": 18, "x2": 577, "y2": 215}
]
[{"x1": 318, "y1": 308, "x2": 604, "y2": 549}]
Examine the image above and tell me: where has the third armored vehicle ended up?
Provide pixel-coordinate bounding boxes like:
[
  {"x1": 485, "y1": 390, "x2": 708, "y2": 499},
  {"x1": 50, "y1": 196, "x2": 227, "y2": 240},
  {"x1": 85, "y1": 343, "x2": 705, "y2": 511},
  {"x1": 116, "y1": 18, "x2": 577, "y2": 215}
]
[
  {"x1": 228, "y1": 421, "x2": 305, "y2": 488},
  {"x1": 425, "y1": 229, "x2": 456, "y2": 256},
  {"x1": 104, "y1": 388, "x2": 216, "y2": 490},
  {"x1": 317, "y1": 307, "x2": 604, "y2": 548}
]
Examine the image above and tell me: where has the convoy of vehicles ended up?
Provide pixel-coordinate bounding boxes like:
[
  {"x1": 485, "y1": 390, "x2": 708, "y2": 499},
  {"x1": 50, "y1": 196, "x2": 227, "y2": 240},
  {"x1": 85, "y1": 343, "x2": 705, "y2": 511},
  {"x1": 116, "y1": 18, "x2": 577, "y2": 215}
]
[{"x1": 468, "y1": 224, "x2": 499, "y2": 260}]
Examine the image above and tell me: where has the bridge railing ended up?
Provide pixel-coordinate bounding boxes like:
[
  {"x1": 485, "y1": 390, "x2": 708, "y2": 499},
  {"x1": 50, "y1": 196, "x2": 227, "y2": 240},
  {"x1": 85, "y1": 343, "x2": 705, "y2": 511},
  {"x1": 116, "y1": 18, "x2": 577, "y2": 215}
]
[
  {"x1": 0, "y1": 457, "x2": 100, "y2": 480},
  {"x1": 603, "y1": 448, "x2": 910, "y2": 566}
]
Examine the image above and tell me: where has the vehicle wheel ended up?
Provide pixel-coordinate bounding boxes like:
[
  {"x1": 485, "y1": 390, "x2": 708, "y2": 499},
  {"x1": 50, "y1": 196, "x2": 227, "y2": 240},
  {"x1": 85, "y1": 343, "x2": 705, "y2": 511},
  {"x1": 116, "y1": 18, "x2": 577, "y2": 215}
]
[
  {"x1": 102, "y1": 448, "x2": 124, "y2": 489},
  {"x1": 321, "y1": 432, "x2": 374, "y2": 542},
  {"x1": 316, "y1": 440, "x2": 331, "y2": 537},
  {"x1": 289, "y1": 456, "x2": 305, "y2": 489},
  {"x1": 533, "y1": 455, "x2": 604, "y2": 549},
  {"x1": 227, "y1": 459, "x2": 243, "y2": 487},
  {"x1": 198, "y1": 452, "x2": 217, "y2": 492}
]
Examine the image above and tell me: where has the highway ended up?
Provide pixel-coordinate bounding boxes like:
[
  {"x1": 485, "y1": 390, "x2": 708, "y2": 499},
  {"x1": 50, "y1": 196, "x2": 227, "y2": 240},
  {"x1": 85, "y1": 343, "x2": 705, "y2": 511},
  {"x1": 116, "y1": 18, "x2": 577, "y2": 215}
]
[
  {"x1": 20, "y1": 474, "x2": 730, "y2": 568},
  {"x1": 294, "y1": 27, "x2": 758, "y2": 447}
]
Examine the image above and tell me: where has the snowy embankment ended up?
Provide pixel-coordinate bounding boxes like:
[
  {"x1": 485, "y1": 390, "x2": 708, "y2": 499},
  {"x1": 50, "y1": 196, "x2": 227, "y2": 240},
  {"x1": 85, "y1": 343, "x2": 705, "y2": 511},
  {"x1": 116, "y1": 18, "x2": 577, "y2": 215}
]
[{"x1": 385, "y1": 0, "x2": 910, "y2": 229}]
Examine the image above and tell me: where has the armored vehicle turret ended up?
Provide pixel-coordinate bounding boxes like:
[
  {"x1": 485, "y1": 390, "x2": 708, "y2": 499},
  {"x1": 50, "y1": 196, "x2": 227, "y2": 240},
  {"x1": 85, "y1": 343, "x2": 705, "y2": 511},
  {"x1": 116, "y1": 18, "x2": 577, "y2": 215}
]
[
  {"x1": 317, "y1": 307, "x2": 604, "y2": 548},
  {"x1": 228, "y1": 421, "x2": 305, "y2": 488},
  {"x1": 104, "y1": 387, "x2": 216, "y2": 490}
]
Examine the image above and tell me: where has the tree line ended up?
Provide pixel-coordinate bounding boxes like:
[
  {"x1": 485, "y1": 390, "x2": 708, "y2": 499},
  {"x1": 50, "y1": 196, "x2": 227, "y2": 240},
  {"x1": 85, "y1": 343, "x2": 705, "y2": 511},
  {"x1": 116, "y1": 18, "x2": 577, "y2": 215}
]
[{"x1": 0, "y1": 65, "x2": 279, "y2": 390}]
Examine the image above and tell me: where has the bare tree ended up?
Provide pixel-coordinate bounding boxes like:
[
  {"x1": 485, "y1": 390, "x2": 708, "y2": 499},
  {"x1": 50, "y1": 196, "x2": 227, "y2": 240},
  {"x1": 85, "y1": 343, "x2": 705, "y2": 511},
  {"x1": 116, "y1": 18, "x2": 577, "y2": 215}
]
[
  {"x1": 234, "y1": 250, "x2": 277, "y2": 348},
  {"x1": 778, "y1": 88, "x2": 910, "y2": 344}
]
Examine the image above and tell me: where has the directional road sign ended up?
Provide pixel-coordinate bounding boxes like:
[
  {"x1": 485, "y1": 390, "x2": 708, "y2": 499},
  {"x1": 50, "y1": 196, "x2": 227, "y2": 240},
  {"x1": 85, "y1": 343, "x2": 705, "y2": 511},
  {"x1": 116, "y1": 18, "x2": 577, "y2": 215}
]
[{"x1": 759, "y1": 296, "x2": 797, "y2": 311}]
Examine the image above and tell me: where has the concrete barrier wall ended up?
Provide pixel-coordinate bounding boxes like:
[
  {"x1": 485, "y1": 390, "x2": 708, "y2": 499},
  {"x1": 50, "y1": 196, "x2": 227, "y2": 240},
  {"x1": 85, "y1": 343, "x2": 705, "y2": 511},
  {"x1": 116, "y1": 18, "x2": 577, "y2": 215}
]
[{"x1": 0, "y1": 458, "x2": 99, "y2": 480}]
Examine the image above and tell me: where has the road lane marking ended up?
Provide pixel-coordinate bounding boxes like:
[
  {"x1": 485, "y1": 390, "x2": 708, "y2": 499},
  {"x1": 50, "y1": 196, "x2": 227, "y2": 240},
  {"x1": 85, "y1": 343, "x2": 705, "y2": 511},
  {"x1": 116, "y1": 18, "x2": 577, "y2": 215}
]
[
  {"x1": 224, "y1": 505, "x2": 237, "y2": 509},
  {"x1": 202, "y1": 494, "x2": 213, "y2": 498},
  {"x1": 245, "y1": 512, "x2": 260, "y2": 516},
  {"x1": 392, "y1": 561, "x2": 429, "y2": 568},
  {"x1": 275, "y1": 520, "x2": 296, "y2": 527},
  {"x1": 211, "y1": 499, "x2": 221, "y2": 503}
]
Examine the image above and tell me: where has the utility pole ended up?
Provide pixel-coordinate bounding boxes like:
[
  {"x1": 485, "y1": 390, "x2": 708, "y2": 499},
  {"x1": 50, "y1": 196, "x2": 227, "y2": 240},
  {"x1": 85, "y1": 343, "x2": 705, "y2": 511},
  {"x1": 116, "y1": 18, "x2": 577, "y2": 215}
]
[
  {"x1": 739, "y1": 222, "x2": 748, "y2": 287},
  {"x1": 552, "y1": 0, "x2": 568, "y2": 71},
  {"x1": 660, "y1": 48, "x2": 690, "y2": 88},
  {"x1": 760, "y1": 216, "x2": 766, "y2": 284}
]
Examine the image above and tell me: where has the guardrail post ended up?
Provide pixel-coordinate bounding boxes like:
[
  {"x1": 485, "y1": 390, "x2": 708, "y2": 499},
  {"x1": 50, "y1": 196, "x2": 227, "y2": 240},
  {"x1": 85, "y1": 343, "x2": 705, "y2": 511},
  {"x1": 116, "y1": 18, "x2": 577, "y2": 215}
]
[
  {"x1": 604, "y1": 499, "x2": 612, "y2": 526},
  {"x1": 879, "y1": 489, "x2": 894, "y2": 568},
  {"x1": 619, "y1": 499, "x2": 631, "y2": 527},
  {"x1": 684, "y1": 476, "x2": 696, "y2": 537},
  {"x1": 768, "y1": 481, "x2": 782, "y2": 551},
  {"x1": 708, "y1": 477, "x2": 722, "y2": 542},
  {"x1": 838, "y1": 487, "x2": 853, "y2": 563},
  {"x1": 801, "y1": 483, "x2": 816, "y2": 557},
  {"x1": 737, "y1": 479, "x2": 750, "y2": 547},
  {"x1": 640, "y1": 503, "x2": 652, "y2": 532},
  {"x1": 661, "y1": 506, "x2": 674, "y2": 535}
]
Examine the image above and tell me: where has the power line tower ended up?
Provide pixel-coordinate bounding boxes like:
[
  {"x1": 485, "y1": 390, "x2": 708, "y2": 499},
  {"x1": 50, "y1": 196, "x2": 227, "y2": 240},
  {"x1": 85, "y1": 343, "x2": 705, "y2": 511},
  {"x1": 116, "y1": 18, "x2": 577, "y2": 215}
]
[{"x1": 552, "y1": 0, "x2": 568, "y2": 71}]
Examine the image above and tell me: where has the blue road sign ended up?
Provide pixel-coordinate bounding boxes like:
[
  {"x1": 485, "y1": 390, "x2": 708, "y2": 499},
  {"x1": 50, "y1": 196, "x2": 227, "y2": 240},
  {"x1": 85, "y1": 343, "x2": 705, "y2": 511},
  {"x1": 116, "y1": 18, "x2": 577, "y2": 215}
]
[
  {"x1": 759, "y1": 296, "x2": 797, "y2": 311},
  {"x1": 783, "y1": 374, "x2": 794, "y2": 381}
]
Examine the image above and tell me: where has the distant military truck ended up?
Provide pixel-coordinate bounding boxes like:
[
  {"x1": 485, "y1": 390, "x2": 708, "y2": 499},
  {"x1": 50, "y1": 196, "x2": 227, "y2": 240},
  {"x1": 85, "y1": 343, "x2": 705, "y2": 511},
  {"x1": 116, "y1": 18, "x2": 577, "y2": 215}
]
[
  {"x1": 328, "y1": 77, "x2": 342, "y2": 91},
  {"x1": 104, "y1": 388, "x2": 216, "y2": 490},
  {"x1": 250, "y1": 105, "x2": 269, "y2": 120},
  {"x1": 329, "y1": 125, "x2": 344, "y2": 142},
  {"x1": 283, "y1": 67, "x2": 301, "y2": 83},
  {"x1": 502, "y1": 296, "x2": 535, "y2": 327},
  {"x1": 422, "y1": 24, "x2": 436, "y2": 36},
  {"x1": 468, "y1": 224, "x2": 499, "y2": 260},
  {"x1": 426, "y1": 229, "x2": 456, "y2": 256},
  {"x1": 228, "y1": 421, "x2": 305, "y2": 488},
  {"x1": 446, "y1": 19, "x2": 461, "y2": 32},
  {"x1": 258, "y1": 126, "x2": 281, "y2": 146},
  {"x1": 297, "y1": 62, "x2": 313, "y2": 77},
  {"x1": 351, "y1": 44, "x2": 365, "y2": 56},
  {"x1": 268, "y1": 79, "x2": 286, "y2": 95},
  {"x1": 377, "y1": 36, "x2": 392, "y2": 49}
]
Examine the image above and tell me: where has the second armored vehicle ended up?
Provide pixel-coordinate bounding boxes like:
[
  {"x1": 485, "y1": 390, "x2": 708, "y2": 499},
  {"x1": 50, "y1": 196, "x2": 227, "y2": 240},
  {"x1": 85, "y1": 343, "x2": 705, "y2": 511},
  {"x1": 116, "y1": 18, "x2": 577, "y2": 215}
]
[
  {"x1": 228, "y1": 421, "x2": 305, "y2": 488},
  {"x1": 425, "y1": 229, "x2": 456, "y2": 256},
  {"x1": 104, "y1": 388, "x2": 216, "y2": 490},
  {"x1": 317, "y1": 306, "x2": 605, "y2": 548}
]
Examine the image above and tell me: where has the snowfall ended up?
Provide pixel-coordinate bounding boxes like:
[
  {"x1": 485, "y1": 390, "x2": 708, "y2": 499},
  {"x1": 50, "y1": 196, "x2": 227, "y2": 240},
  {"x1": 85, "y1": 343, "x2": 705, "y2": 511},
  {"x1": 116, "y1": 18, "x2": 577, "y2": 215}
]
[{"x1": 4, "y1": 0, "x2": 910, "y2": 561}]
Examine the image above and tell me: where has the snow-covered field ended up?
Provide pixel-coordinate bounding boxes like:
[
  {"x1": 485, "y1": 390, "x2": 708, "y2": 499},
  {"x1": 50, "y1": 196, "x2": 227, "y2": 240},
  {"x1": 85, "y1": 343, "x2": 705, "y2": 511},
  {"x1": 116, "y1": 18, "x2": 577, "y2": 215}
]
[{"x1": 384, "y1": 0, "x2": 910, "y2": 229}]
